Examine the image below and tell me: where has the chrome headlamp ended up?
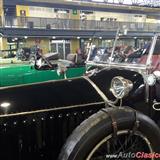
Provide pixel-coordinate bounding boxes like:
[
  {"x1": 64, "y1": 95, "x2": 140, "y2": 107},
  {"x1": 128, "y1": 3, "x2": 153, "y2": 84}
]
[
  {"x1": 110, "y1": 76, "x2": 133, "y2": 99},
  {"x1": 146, "y1": 74, "x2": 156, "y2": 86}
]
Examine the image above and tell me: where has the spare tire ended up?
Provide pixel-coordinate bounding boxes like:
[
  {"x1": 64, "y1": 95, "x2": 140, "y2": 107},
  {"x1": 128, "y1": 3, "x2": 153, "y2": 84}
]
[{"x1": 59, "y1": 107, "x2": 160, "y2": 160}]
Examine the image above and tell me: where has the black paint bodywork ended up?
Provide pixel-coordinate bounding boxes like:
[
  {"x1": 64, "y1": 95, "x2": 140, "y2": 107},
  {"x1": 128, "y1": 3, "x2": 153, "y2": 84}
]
[{"x1": 0, "y1": 68, "x2": 154, "y2": 160}]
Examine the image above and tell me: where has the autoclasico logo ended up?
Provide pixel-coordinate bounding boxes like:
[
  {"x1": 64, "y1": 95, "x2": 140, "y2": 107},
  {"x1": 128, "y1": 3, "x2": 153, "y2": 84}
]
[{"x1": 106, "y1": 152, "x2": 160, "y2": 159}]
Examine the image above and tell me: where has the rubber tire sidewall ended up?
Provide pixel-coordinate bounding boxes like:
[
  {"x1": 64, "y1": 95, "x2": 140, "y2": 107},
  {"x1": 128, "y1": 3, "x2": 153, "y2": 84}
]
[{"x1": 59, "y1": 107, "x2": 160, "y2": 160}]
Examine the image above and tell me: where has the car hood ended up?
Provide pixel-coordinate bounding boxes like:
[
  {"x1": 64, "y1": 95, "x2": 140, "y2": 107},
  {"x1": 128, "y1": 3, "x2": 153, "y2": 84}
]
[
  {"x1": 0, "y1": 68, "x2": 145, "y2": 116},
  {"x1": 0, "y1": 77, "x2": 104, "y2": 116},
  {"x1": 90, "y1": 68, "x2": 145, "y2": 103}
]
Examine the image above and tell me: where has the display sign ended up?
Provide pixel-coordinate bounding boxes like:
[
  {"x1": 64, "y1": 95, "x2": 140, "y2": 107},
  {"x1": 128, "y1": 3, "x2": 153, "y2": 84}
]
[{"x1": 72, "y1": 9, "x2": 77, "y2": 15}]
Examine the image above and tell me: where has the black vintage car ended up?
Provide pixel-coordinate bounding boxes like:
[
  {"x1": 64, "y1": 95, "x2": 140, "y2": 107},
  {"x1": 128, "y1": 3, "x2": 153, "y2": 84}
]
[{"x1": 1, "y1": 33, "x2": 160, "y2": 160}]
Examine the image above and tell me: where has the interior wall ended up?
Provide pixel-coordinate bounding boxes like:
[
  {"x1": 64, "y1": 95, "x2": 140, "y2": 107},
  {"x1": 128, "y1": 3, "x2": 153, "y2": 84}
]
[
  {"x1": 0, "y1": 38, "x2": 8, "y2": 50},
  {"x1": 0, "y1": 0, "x2": 4, "y2": 25},
  {"x1": 29, "y1": 6, "x2": 56, "y2": 18},
  {"x1": 29, "y1": 6, "x2": 69, "y2": 19},
  {"x1": 146, "y1": 18, "x2": 158, "y2": 23},
  {"x1": 15, "y1": 5, "x2": 159, "y2": 24},
  {"x1": 0, "y1": 0, "x2": 3, "y2": 16},
  {"x1": 25, "y1": 38, "x2": 50, "y2": 54},
  {"x1": 94, "y1": 11, "x2": 146, "y2": 22},
  {"x1": 86, "y1": 13, "x2": 95, "y2": 20},
  {"x1": 71, "y1": 39, "x2": 80, "y2": 53},
  {"x1": 16, "y1": 5, "x2": 30, "y2": 17}
]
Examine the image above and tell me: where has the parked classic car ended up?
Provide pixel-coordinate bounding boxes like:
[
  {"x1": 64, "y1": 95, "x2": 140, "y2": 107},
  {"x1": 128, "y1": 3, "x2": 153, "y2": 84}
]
[
  {"x1": 0, "y1": 53, "x2": 85, "y2": 87},
  {"x1": 1, "y1": 32, "x2": 160, "y2": 160}
]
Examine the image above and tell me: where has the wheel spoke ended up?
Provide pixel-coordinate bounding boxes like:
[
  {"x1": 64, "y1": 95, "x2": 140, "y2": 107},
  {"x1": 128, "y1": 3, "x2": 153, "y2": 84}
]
[{"x1": 89, "y1": 131, "x2": 151, "y2": 160}]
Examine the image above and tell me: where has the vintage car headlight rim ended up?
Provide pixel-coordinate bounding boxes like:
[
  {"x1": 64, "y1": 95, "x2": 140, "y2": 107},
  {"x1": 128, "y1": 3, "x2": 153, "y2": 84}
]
[
  {"x1": 146, "y1": 74, "x2": 156, "y2": 86},
  {"x1": 110, "y1": 76, "x2": 133, "y2": 99}
]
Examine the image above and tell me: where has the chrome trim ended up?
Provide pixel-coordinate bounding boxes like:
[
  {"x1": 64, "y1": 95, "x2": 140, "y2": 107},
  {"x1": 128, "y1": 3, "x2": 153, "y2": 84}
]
[
  {"x1": 83, "y1": 76, "x2": 108, "y2": 103},
  {"x1": 86, "y1": 130, "x2": 153, "y2": 160},
  {"x1": 86, "y1": 33, "x2": 160, "y2": 73},
  {"x1": 86, "y1": 33, "x2": 159, "y2": 69},
  {"x1": 110, "y1": 76, "x2": 133, "y2": 99},
  {"x1": 0, "y1": 101, "x2": 105, "y2": 118},
  {"x1": 83, "y1": 76, "x2": 118, "y2": 106},
  {"x1": 0, "y1": 76, "x2": 79, "y2": 90},
  {"x1": 86, "y1": 33, "x2": 160, "y2": 103},
  {"x1": 109, "y1": 28, "x2": 120, "y2": 64},
  {"x1": 86, "y1": 42, "x2": 93, "y2": 62},
  {"x1": 152, "y1": 101, "x2": 160, "y2": 111},
  {"x1": 146, "y1": 34, "x2": 158, "y2": 68},
  {"x1": 146, "y1": 74, "x2": 156, "y2": 86},
  {"x1": 86, "y1": 61, "x2": 147, "y2": 72}
]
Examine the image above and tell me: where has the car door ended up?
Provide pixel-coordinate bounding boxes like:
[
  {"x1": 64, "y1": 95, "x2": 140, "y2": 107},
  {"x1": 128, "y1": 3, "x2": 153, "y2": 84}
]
[
  {"x1": 22, "y1": 64, "x2": 38, "y2": 84},
  {"x1": 66, "y1": 66, "x2": 85, "y2": 78},
  {"x1": 0, "y1": 64, "x2": 23, "y2": 87},
  {"x1": 35, "y1": 68, "x2": 64, "y2": 83}
]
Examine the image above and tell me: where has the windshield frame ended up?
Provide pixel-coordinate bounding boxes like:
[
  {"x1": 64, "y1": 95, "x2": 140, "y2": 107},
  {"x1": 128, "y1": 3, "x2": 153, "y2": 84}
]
[{"x1": 86, "y1": 33, "x2": 159, "y2": 72}]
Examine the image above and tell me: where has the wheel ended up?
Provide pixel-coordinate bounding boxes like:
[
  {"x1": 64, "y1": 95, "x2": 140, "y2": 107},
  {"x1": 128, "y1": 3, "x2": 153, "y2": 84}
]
[{"x1": 59, "y1": 107, "x2": 160, "y2": 160}]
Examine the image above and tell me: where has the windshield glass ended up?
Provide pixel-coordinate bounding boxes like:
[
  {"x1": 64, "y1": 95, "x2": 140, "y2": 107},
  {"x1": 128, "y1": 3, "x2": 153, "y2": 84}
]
[{"x1": 88, "y1": 36, "x2": 153, "y2": 66}]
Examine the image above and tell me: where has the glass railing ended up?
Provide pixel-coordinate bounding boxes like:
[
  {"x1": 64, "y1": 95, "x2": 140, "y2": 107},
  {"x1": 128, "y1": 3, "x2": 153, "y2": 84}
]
[
  {"x1": 67, "y1": 0, "x2": 160, "y2": 8},
  {"x1": 1, "y1": 16, "x2": 160, "y2": 32}
]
